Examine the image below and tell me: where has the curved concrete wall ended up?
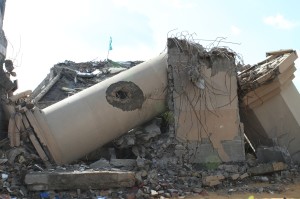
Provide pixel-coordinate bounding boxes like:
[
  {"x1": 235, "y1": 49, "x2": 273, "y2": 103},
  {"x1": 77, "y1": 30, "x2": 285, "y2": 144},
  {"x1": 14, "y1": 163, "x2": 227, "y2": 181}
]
[{"x1": 33, "y1": 53, "x2": 168, "y2": 164}]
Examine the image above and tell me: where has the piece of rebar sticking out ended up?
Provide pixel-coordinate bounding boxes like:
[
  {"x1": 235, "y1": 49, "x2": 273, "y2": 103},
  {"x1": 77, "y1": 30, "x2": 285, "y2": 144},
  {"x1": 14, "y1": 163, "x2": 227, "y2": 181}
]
[{"x1": 4, "y1": 59, "x2": 16, "y2": 77}]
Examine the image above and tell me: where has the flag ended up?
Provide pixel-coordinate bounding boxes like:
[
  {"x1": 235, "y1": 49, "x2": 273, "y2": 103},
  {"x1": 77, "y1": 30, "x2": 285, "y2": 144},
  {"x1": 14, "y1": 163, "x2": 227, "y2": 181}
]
[{"x1": 108, "y1": 36, "x2": 112, "y2": 51}]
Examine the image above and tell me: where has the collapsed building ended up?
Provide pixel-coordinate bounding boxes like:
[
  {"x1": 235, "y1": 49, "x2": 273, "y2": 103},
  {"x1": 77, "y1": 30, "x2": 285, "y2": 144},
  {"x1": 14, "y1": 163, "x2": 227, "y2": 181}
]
[
  {"x1": 1, "y1": 38, "x2": 300, "y2": 198},
  {"x1": 7, "y1": 38, "x2": 245, "y2": 166}
]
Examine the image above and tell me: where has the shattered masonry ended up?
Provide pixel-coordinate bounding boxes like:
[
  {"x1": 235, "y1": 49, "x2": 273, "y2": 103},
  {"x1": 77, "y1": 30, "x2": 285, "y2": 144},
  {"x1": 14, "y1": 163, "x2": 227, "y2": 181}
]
[
  {"x1": 2, "y1": 37, "x2": 300, "y2": 197},
  {"x1": 167, "y1": 38, "x2": 245, "y2": 163},
  {"x1": 5, "y1": 40, "x2": 300, "y2": 167},
  {"x1": 239, "y1": 49, "x2": 300, "y2": 164}
]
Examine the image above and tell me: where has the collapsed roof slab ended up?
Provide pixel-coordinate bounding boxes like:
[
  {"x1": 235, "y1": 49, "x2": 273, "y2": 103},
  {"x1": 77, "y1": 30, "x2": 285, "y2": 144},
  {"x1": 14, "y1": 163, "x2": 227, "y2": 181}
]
[
  {"x1": 167, "y1": 38, "x2": 245, "y2": 164},
  {"x1": 239, "y1": 50, "x2": 300, "y2": 163}
]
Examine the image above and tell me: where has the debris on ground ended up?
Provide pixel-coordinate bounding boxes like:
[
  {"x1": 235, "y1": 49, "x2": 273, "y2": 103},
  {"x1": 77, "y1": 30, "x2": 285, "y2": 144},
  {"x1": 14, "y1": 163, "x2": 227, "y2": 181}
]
[{"x1": 0, "y1": 37, "x2": 300, "y2": 198}]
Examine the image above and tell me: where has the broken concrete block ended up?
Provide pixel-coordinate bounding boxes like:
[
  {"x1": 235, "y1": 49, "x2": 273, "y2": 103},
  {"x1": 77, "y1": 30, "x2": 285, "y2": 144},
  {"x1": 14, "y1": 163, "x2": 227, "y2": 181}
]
[
  {"x1": 218, "y1": 164, "x2": 239, "y2": 173},
  {"x1": 204, "y1": 174, "x2": 225, "y2": 182},
  {"x1": 240, "y1": 173, "x2": 249, "y2": 179},
  {"x1": 89, "y1": 158, "x2": 111, "y2": 169},
  {"x1": 144, "y1": 122, "x2": 161, "y2": 135},
  {"x1": 136, "y1": 156, "x2": 146, "y2": 168},
  {"x1": 203, "y1": 180, "x2": 221, "y2": 187},
  {"x1": 151, "y1": 190, "x2": 158, "y2": 196},
  {"x1": 110, "y1": 159, "x2": 136, "y2": 168},
  {"x1": 248, "y1": 162, "x2": 288, "y2": 176},
  {"x1": 202, "y1": 174, "x2": 225, "y2": 186},
  {"x1": 272, "y1": 162, "x2": 288, "y2": 171},
  {"x1": 192, "y1": 187, "x2": 203, "y2": 193},
  {"x1": 256, "y1": 146, "x2": 287, "y2": 163},
  {"x1": 167, "y1": 38, "x2": 245, "y2": 163},
  {"x1": 239, "y1": 50, "x2": 300, "y2": 164},
  {"x1": 25, "y1": 170, "x2": 135, "y2": 191},
  {"x1": 136, "y1": 123, "x2": 161, "y2": 142},
  {"x1": 231, "y1": 174, "x2": 240, "y2": 180}
]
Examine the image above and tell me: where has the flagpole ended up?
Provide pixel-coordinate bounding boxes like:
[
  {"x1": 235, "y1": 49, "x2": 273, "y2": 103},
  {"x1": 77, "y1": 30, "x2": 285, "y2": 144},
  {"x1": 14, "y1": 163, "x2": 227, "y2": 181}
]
[{"x1": 107, "y1": 36, "x2": 112, "y2": 61}]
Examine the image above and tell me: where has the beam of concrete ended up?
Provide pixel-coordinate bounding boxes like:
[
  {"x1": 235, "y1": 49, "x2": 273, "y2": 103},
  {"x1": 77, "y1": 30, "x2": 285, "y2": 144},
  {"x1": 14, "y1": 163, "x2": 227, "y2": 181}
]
[
  {"x1": 31, "y1": 53, "x2": 168, "y2": 164},
  {"x1": 25, "y1": 170, "x2": 135, "y2": 191}
]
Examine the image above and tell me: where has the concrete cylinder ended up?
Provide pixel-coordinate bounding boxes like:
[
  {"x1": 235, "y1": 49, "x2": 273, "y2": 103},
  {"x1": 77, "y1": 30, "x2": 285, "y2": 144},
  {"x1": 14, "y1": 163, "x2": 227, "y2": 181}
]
[{"x1": 33, "y1": 53, "x2": 168, "y2": 164}]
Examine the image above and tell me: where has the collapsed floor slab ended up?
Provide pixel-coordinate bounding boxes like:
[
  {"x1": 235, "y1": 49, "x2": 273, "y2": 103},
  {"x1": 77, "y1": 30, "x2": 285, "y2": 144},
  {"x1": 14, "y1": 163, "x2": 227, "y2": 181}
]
[{"x1": 239, "y1": 50, "x2": 300, "y2": 163}]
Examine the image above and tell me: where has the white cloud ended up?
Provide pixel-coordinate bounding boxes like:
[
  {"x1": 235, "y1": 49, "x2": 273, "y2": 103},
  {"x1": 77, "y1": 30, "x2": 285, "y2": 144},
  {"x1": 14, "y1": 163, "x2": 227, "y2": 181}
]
[
  {"x1": 230, "y1": 25, "x2": 241, "y2": 36},
  {"x1": 263, "y1": 14, "x2": 298, "y2": 29}
]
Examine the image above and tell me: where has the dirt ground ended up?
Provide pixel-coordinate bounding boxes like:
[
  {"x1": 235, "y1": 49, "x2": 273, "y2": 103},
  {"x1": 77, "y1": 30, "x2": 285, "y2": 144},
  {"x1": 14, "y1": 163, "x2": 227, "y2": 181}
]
[{"x1": 188, "y1": 181, "x2": 300, "y2": 199}]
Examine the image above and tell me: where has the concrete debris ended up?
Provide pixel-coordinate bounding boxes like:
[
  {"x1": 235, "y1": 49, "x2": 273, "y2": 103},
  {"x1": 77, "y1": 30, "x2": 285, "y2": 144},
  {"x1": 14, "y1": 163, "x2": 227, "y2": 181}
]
[
  {"x1": 230, "y1": 173, "x2": 240, "y2": 180},
  {"x1": 202, "y1": 174, "x2": 225, "y2": 187},
  {"x1": 110, "y1": 159, "x2": 136, "y2": 168},
  {"x1": 248, "y1": 162, "x2": 288, "y2": 176},
  {"x1": 1, "y1": 35, "x2": 300, "y2": 198},
  {"x1": 167, "y1": 38, "x2": 245, "y2": 163},
  {"x1": 25, "y1": 170, "x2": 135, "y2": 191},
  {"x1": 238, "y1": 49, "x2": 300, "y2": 164},
  {"x1": 240, "y1": 172, "x2": 249, "y2": 179},
  {"x1": 89, "y1": 158, "x2": 111, "y2": 169}
]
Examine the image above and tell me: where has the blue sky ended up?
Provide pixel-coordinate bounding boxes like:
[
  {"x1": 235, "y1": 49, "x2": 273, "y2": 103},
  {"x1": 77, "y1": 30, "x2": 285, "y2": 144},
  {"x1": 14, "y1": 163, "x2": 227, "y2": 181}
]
[{"x1": 3, "y1": 0, "x2": 300, "y2": 91}]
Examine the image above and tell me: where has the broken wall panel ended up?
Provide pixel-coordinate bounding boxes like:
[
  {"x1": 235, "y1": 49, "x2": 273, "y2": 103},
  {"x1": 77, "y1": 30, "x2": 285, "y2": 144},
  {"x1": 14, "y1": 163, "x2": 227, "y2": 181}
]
[
  {"x1": 167, "y1": 38, "x2": 245, "y2": 163},
  {"x1": 239, "y1": 50, "x2": 300, "y2": 163}
]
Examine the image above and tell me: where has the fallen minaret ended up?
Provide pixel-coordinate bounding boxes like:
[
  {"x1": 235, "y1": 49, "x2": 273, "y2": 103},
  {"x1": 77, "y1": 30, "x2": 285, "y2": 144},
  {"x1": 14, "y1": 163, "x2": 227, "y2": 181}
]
[
  {"x1": 25, "y1": 53, "x2": 168, "y2": 164},
  {"x1": 238, "y1": 50, "x2": 300, "y2": 163}
]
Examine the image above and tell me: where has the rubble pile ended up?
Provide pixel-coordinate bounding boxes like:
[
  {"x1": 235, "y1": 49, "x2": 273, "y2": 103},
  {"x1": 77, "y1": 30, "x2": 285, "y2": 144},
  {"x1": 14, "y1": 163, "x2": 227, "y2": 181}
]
[
  {"x1": 31, "y1": 59, "x2": 143, "y2": 109},
  {"x1": 1, "y1": 125, "x2": 299, "y2": 198},
  {"x1": 1, "y1": 38, "x2": 300, "y2": 198},
  {"x1": 238, "y1": 49, "x2": 297, "y2": 98},
  {"x1": 238, "y1": 49, "x2": 300, "y2": 164}
]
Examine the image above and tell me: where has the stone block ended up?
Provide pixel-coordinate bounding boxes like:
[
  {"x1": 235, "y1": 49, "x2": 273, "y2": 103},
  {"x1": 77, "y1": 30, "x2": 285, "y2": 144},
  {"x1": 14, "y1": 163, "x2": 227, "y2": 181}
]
[
  {"x1": 204, "y1": 174, "x2": 225, "y2": 182},
  {"x1": 110, "y1": 159, "x2": 136, "y2": 167},
  {"x1": 202, "y1": 174, "x2": 224, "y2": 186},
  {"x1": 231, "y1": 174, "x2": 240, "y2": 180},
  {"x1": 240, "y1": 173, "x2": 249, "y2": 179},
  {"x1": 89, "y1": 158, "x2": 111, "y2": 169},
  {"x1": 203, "y1": 180, "x2": 221, "y2": 187},
  {"x1": 25, "y1": 170, "x2": 135, "y2": 191},
  {"x1": 248, "y1": 162, "x2": 287, "y2": 176}
]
